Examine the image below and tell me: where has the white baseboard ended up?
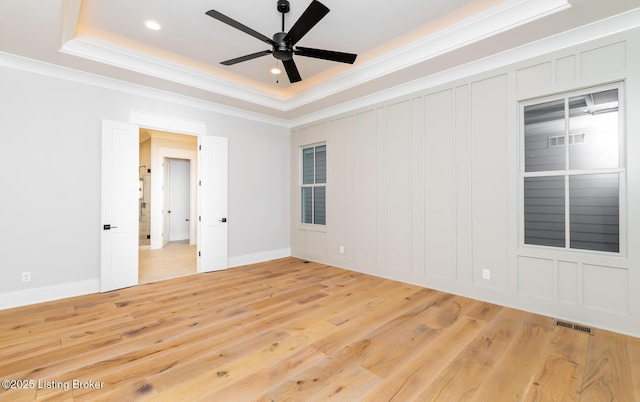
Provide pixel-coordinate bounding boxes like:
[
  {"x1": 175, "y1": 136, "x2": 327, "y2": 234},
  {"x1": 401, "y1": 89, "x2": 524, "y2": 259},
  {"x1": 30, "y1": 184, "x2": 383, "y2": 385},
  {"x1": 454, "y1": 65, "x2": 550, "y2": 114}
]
[
  {"x1": 0, "y1": 279, "x2": 100, "y2": 310},
  {"x1": 228, "y1": 248, "x2": 291, "y2": 268}
]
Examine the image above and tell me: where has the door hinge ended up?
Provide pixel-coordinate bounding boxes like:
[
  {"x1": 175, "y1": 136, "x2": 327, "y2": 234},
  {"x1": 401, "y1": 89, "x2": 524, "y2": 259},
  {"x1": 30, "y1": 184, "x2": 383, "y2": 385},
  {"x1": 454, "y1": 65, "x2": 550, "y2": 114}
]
[
  {"x1": 199, "y1": 145, "x2": 202, "y2": 151},
  {"x1": 198, "y1": 251, "x2": 201, "y2": 257},
  {"x1": 199, "y1": 216, "x2": 201, "y2": 222},
  {"x1": 199, "y1": 180, "x2": 201, "y2": 186}
]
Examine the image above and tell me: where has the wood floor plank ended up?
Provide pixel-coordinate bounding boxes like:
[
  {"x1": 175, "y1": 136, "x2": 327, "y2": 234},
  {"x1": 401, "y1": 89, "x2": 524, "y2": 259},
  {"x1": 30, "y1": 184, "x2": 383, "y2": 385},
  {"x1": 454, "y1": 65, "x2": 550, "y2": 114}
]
[
  {"x1": 199, "y1": 345, "x2": 326, "y2": 401},
  {"x1": 544, "y1": 325, "x2": 589, "y2": 364},
  {"x1": 522, "y1": 354, "x2": 583, "y2": 402},
  {"x1": 629, "y1": 334, "x2": 640, "y2": 399},
  {"x1": 0, "y1": 257, "x2": 637, "y2": 401},
  {"x1": 417, "y1": 353, "x2": 489, "y2": 401},
  {"x1": 469, "y1": 317, "x2": 555, "y2": 401},
  {"x1": 581, "y1": 329, "x2": 636, "y2": 401},
  {"x1": 255, "y1": 350, "x2": 361, "y2": 400},
  {"x1": 520, "y1": 326, "x2": 590, "y2": 401},
  {"x1": 363, "y1": 316, "x2": 485, "y2": 401},
  {"x1": 313, "y1": 288, "x2": 450, "y2": 357},
  {"x1": 307, "y1": 365, "x2": 383, "y2": 402},
  {"x1": 148, "y1": 334, "x2": 314, "y2": 401},
  {"x1": 416, "y1": 307, "x2": 523, "y2": 400}
]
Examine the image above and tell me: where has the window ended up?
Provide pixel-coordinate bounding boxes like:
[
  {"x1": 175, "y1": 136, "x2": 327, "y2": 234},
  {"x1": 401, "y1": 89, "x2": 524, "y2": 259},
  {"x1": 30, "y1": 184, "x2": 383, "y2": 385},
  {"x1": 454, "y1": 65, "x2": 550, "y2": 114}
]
[
  {"x1": 521, "y1": 84, "x2": 623, "y2": 253},
  {"x1": 301, "y1": 144, "x2": 326, "y2": 225}
]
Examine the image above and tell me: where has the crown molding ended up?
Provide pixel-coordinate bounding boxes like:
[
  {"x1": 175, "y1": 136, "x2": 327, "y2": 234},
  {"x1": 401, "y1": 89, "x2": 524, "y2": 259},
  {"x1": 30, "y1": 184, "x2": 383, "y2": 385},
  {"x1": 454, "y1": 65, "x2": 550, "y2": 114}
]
[
  {"x1": 0, "y1": 50, "x2": 290, "y2": 127},
  {"x1": 59, "y1": 0, "x2": 570, "y2": 113},
  {"x1": 60, "y1": 37, "x2": 288, "y2": 110}
]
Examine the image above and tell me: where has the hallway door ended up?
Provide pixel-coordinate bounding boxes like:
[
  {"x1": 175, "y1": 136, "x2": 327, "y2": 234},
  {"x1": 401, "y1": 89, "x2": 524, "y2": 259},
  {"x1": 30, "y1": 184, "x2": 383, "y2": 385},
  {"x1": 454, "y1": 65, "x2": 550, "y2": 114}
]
[
  {"x1": 198, "y1": 136, "x2": 228, "y2": 272},
  {"x1": 168, "y1": 158, "x2": 191, "y2": 241},
  {"x1": 101, "y1": 119, "x2": 139, "y2": 292}
]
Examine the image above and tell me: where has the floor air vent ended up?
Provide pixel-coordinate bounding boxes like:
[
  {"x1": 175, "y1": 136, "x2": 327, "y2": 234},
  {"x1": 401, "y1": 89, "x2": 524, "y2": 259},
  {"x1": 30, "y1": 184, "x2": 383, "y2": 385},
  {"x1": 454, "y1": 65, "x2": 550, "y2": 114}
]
[{"x1": 554, "y1": 319, "x2": 594, "y2": 335}]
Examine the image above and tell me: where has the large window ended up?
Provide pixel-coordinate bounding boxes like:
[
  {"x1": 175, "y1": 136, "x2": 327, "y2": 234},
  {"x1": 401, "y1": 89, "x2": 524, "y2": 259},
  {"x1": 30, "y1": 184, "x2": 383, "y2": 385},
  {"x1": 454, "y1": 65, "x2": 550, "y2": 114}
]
[
  {"x1": 301, "y1": 144, "x2": 326, "y2": 225},
  {"x1": 521, "y1": 84, "x2": 623, "y2": 253}
]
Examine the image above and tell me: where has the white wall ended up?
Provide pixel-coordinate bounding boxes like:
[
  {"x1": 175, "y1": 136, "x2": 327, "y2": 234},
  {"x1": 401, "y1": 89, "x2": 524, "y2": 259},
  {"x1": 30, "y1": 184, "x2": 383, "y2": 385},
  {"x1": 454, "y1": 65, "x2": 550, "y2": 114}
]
[
  {"x1": 0, "y1": 64, "x2": 290, "y2": 305},
  {"x1": 291, "y1": 28, "x2": 640, "y2": 337}
]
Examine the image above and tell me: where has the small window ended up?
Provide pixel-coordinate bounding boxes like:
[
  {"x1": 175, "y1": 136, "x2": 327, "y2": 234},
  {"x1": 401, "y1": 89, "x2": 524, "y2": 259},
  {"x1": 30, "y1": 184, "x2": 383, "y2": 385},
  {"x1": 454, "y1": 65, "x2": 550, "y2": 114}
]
[
  {"x1": 521, "y1": 85, "x2": 623, "y2": 253},
  {"x1": 301, "y1": 144, "x2": 326, "y2": 225}
]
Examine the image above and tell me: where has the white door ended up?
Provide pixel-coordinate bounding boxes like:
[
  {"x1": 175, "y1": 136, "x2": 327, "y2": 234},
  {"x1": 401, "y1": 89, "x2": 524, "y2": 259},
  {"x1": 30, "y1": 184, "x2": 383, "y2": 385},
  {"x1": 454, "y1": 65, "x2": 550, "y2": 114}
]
[
  {"x1": 162, "y1": 158, "x2": 170, "y2": 247},
  {"x1": 101, "y1": 119, "x2": 139, "y2": 292},
  {"x1": 168, "y1": 159, "x2": 191, "y2": 241},
  {"x1": 198, "y1": 136, "x2": 228, "y2": 272}
]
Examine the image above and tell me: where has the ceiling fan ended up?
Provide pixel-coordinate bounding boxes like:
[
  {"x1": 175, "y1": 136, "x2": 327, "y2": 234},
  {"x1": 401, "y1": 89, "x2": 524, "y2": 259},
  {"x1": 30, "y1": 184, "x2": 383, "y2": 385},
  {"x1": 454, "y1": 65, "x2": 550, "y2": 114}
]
[{"x1": 205, "y1": 0, "x2": 357, "y2": 83}]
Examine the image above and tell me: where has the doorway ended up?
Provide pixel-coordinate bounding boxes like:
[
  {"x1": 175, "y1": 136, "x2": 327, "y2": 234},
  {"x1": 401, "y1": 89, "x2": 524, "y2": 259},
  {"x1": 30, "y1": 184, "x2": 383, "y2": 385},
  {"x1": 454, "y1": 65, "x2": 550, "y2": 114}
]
[
  {"x1": 101, "y1": 113, "x2": 228, "y2": 293},
  {"x1": 138, "y1": 130, "x2": 198, "y2": 284}
]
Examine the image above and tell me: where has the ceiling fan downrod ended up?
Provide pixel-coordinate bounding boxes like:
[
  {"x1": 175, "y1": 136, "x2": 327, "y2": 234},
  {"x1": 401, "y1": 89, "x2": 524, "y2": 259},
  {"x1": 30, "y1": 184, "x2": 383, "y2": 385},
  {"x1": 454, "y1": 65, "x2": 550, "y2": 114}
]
[{"x1": 277, "y1": 0, "x2": 290, "y2": 31}]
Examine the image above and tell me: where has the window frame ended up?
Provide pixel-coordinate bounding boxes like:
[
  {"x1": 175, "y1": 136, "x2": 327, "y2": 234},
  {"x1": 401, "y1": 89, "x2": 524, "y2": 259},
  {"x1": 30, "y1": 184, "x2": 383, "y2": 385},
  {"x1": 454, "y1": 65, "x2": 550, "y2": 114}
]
[
  {"x1": 518, "y1": 82, "x2": 626, "y2": 256},
  {"x1": 300, "y1": 143, "x2": 327, "y2": 226}
]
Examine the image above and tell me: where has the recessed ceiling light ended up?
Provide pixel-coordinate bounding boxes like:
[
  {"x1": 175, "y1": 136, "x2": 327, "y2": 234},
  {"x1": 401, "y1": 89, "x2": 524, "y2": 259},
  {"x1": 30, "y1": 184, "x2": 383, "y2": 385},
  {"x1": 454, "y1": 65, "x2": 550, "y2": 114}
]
[{"x1": 145, "y1": 20, "x2": 161, "y2": 31}]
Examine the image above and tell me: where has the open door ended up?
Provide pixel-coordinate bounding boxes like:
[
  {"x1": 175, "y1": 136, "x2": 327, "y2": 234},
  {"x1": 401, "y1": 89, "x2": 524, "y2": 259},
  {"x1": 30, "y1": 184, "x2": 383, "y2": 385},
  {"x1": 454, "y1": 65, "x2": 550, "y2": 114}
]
[
  {"x1": 101, "y1": 119, "x2": 139, "y2": 292},
  {"x1": 162, "y1": 157, "x2": 171, "y2": 247},
  {"x1": 198, "y1": 136, "x2": 228, "y2": 272}
]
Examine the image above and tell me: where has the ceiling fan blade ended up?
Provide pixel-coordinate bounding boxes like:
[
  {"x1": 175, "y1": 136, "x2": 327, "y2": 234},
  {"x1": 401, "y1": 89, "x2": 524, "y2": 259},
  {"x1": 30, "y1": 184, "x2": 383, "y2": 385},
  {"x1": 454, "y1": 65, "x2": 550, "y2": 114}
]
[
  {"x1": 206, "y1": 10, "x2": 276, "y2": 46},
  {"x1": 283, "y1": 0, "x2": 329, "y2": 46},
  {"x1": 282, "y1": 59, "x2": 302, "y2": 83},
  {"x1": 221, "y1": 50, "x2": 273, "y2": 66},
  {"x1": 294, "y1": 47, "x2": 357, "y2": 64}
]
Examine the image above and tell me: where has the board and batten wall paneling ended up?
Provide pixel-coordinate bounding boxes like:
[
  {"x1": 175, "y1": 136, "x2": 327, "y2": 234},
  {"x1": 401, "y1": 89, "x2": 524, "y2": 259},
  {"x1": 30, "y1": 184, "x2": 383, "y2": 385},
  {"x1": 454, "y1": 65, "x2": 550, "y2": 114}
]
[
  {"x1": 517, "y1": 256, "x2": 554, "y2": 300},
  {"x1": 455, "y1": 85, "x2": 472, "y2": 284},
  {"x1": 556, "y1": 55, "x2": 576, "y2": 84},
  {"x1": 412, "y1": 97, "x2": 426, "y2": 275},
  {"x1": 327, "y1": 116, "x2": 350, "y2": 259},
  {"x1": 516, "y1": 62, "x2": 553, "y2": 94},
  {"x1": 580, "y1": 42, "x2": 626, "y2": 80},
  {"x1": 557, "y1": 261, "x2": 579, "y2": 305},
  {"x1": 470, "y1": 74, "x2": 510, "y2": 289},
  {"x1": 583, "y1": 264, "x2": 629, "y2": 315},
  {"x1": 385, "y1": 101, "x2": 413, "y2": 272},
  {"x1": 424, "y1": 89, "x2": 456, "y2": 279},
  {"x1": 354, "y1": 110, "x2": 378, "y2": 268},
  {"x1": 376, "y1": 107, "x2": 388, "y2": 269}
]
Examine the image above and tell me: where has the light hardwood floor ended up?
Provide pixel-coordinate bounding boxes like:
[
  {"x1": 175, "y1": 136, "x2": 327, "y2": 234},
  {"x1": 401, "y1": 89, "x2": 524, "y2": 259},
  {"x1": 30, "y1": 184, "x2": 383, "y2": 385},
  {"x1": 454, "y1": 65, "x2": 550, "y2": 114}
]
[
  {"x1": 138, "y1": 241, "x2": 196, "y2": 284},
  {"x1": 1, "y1": 257, "x2": 638, "y2": 401}
]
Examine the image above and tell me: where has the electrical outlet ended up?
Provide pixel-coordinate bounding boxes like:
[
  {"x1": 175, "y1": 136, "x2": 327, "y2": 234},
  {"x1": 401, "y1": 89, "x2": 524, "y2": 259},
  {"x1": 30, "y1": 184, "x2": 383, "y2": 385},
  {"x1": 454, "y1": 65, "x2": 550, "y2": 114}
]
[
  {"x1": 339, "y1": 246, "x2": 344, "y2": 254},
  {"x1": 21, "y1": 272, "x2": 31, "y2": 283},
  {"x1": 482, "y1": 269, "x2": 491, "y2": 280}
]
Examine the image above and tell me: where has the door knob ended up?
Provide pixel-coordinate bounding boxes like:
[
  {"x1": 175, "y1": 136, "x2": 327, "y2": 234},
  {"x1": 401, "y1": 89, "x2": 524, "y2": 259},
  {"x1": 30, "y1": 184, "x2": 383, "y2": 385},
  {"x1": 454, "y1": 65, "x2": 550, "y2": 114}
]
[{"x1": 103, "y1": 224, "x2": 118, "y2": 230}]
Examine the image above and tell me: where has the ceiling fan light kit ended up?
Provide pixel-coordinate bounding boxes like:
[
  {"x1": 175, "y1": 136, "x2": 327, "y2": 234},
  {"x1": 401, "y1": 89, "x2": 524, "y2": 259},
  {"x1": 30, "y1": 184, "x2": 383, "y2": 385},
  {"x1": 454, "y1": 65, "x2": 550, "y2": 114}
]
[{"x1": 206, "y1": 0, "x2": 357, "y2": 83}]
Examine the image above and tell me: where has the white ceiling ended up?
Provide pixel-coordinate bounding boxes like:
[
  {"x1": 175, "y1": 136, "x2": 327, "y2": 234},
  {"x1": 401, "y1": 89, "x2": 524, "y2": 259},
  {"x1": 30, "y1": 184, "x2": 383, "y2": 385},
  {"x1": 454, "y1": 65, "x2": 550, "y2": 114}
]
[{"x1": 1, "y1": 0, "x2": 639, "y2": 124}]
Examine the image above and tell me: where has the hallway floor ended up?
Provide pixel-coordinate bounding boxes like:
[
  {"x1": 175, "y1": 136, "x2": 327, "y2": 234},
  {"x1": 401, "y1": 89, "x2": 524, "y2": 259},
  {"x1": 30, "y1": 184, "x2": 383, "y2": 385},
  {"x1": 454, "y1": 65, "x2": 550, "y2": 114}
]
[{"x1": 138, "y1": 240, "x2": 196, "y2": 284}]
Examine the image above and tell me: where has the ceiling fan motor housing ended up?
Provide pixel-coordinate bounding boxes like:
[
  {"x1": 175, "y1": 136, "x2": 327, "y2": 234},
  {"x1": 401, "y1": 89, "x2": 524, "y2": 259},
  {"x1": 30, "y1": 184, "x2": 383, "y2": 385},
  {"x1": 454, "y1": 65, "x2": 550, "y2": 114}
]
[{"x1": 272, "y1": 31, "x2": 293, "y2": 61}]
